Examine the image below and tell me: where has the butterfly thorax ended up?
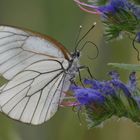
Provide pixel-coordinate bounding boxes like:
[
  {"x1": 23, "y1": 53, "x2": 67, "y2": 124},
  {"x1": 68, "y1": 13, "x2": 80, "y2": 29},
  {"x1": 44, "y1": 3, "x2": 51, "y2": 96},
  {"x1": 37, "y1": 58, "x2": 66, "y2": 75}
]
[
  {"x1": 68, "y1": 57, "x2": 80, "y2": 75},
  {"x1": 62, "y1": 55, "x2": 80, "y2": 92},
  {"x1": 64, "y1": 50, "x2": 81, "y2": 83}
]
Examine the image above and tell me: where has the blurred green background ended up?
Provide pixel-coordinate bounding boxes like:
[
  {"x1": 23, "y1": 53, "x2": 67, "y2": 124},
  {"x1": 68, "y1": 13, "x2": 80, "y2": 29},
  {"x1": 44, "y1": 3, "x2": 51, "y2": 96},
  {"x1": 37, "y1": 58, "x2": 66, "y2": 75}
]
[{"x1": 0, "y1": 0, "x2": 140, "y2": 140}]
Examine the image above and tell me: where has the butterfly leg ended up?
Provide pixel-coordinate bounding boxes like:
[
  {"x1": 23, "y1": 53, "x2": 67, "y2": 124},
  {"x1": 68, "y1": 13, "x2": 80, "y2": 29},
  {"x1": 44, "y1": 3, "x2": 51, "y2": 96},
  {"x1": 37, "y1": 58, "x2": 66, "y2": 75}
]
[
  {"x1": 78, "y1": 65, "x2": 95, "y2": 79},
  {"x1": 77, "y1": 69, "x2": 85, "y2": 87},
  {"x1": 70, "y1": 78, "x2": 77, "y2": 86}
]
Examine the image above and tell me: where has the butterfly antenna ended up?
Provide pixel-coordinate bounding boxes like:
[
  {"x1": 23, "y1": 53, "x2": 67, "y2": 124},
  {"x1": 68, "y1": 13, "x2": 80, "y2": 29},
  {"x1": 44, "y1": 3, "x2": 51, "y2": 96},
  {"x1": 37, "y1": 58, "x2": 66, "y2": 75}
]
[
  {"x1": 79, "y1": 41, "x2": 99, "y2": 60},
  {"x1": 75, "y1": 25, "x2": 83, "y2": 46},
  {"x1": 74, "y1": 22, "x2": 96, "y2": 52},
  {"x1": 132, "y1": 35, "x2": 140, "y2": 61}
]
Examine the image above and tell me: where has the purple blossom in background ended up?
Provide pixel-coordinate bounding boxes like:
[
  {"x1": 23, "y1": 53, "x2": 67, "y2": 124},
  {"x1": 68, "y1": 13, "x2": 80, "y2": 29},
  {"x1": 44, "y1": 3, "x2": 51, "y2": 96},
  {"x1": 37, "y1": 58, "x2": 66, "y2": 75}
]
[
  {"x1": 74, "y1": 0, "x2": 140, "y2": 36},
  {"x1": 74, "y1": 0, "x2": 140, "y2": 17},
  {"x1": 99, "y1": 0, "x2": 140, "y2": 18},
  {"x1": 74, "y1": 0, "x2": 140, "y2": 60},
  {"x1": 98, "y1": 0, "x2": 126, "y2": 13}
]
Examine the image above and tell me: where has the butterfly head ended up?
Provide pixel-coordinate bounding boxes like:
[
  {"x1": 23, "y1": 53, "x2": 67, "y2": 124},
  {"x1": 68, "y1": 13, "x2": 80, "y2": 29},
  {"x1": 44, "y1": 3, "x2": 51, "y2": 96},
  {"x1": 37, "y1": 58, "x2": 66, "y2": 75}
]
[
  {"x1": 72, "y1": 22, "x2": 97, "y2": 60},
  {"x1": 71, "y1": 50, "x2": 80, "y2": 59},
  {"x1": 68, "y1": 50, "x2": 80, "y2": 72}
]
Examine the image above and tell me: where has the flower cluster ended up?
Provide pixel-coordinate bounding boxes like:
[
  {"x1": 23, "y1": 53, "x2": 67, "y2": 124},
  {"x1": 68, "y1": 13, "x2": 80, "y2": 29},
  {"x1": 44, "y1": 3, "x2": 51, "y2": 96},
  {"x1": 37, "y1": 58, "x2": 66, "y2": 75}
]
[
  {"x1": 72, "y1": 0, "x2": 140, "y2": 128},
  {"x1": 70, "y1": 71, "x2": 140, "y2": 128},
  {"x1": 74, "y1": 0, "x2": 140, "y2": 42}
]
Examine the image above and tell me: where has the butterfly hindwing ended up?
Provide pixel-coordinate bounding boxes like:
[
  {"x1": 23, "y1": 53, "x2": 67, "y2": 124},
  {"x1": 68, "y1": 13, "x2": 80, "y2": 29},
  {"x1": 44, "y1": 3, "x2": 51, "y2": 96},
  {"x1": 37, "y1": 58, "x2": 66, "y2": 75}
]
[{"x1": 0, "y1": 59, "x2": 66, "y2": 124}]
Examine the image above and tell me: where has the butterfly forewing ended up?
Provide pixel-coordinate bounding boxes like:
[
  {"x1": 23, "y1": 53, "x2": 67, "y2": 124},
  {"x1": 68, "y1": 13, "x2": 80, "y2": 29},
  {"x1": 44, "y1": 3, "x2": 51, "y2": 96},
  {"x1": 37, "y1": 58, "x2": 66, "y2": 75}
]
[
  {"x1": 0, "y1": 26, "x2": 71, "y2": 124},
  {"x1": 0, "y1": 26, "x2": 71, "y2": 80}
]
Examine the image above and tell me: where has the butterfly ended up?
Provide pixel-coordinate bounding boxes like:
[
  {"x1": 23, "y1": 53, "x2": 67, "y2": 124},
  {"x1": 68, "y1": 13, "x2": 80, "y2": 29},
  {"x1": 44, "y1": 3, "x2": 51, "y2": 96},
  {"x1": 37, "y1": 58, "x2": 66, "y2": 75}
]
[{"x1": 0, "y1": 24, "x2": 96, "y2": 125}]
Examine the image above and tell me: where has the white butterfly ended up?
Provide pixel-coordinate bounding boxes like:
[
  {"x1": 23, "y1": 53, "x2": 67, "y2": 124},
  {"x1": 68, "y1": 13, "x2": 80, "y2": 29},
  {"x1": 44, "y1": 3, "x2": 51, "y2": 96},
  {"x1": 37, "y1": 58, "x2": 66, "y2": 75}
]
[{"x1": 0, "y1": 25, "x2": 82, "y2": 125}]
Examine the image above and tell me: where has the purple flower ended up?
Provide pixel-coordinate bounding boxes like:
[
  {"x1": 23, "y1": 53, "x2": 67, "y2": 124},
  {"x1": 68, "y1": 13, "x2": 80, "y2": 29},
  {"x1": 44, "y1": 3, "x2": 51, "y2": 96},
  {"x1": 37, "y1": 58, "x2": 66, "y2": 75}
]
[
  {"x1": 136, "y1": 32, "x2": 140, "y2": 43},
  {"x1": 74, "y1": 0, "x2": 133, "y2": 15},
  {"x1": 71, "y1": 71, "x2": 137, "y2": 106},
  {"x1": 98, "y1": 0, "x2": 127, "y2": 14},
  {"x1": 84, "y1": 79, "x2": 116, "y2": 96},
  {"x1": 98, "y1": 5, "x2": 115, "y2": 13},
  {"x1": 84, "y1": 79, "x2": 105, "y2": 89},
  {"x1": 98, "y1": 0, "x2": 140, "y2": 20},
  {"x1": 74, "y1": 0, "x2": 140, "y2": 16},
  {"x1": 71, "y1": 86, "x2": 105, "y2": 105},
  {"x1": 111, "y1": 80, "x2": 132, "y2": 97},
  {"x1": 69, "y1": 71, "x2": 140, "y2": 127},
  {"x1": 127, "y1": 71, "x2": 136, "y2": 92},
  {"x1": 74, "y1": 0, "x2": 140, "y2": 44},
  {"x1": 110, "y1": 0, "x2": 126, "y2": 8},
  {"x1": 108, "y1": 71, "x2": 120, "y2": 80},
  {"x1": 108, "y1": 71, "x2": 132, "y2": 97}
]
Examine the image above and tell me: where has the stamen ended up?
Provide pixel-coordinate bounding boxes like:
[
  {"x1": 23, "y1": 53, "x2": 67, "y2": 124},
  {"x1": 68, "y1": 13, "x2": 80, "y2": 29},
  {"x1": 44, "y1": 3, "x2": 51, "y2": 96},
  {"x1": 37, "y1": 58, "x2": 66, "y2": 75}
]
[{"x1": 74, "y1": 0, "x2": 102, "y2": 15}]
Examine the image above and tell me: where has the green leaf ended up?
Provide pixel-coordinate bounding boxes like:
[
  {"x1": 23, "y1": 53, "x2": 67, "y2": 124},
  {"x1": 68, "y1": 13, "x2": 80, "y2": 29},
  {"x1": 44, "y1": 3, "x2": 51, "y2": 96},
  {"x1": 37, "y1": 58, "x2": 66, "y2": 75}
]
[{"x1": 108, "y1": 63, "x2": 140, "y2": 71}]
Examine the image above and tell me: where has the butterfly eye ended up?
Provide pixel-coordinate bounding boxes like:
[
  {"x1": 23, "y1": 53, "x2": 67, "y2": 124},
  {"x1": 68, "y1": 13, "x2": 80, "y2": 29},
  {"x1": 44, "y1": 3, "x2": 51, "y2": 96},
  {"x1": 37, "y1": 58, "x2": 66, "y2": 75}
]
[
  {"x1": 76, "y1": 51, "x2": 80, "y2": 58},
  {"x1": 70, "y1": 52, "x2": 75, "y2": 57}
]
